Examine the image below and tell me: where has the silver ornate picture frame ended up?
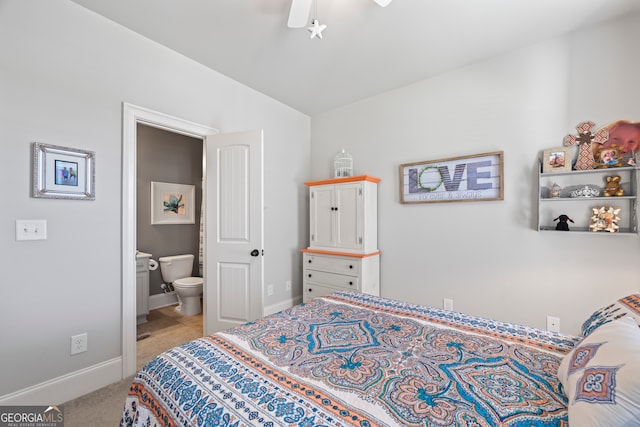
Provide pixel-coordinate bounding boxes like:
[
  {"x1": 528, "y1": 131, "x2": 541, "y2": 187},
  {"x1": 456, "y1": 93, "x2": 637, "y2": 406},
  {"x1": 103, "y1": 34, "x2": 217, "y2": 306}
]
[{"x1": 32, "y1": 142, "x2": 96, "y2": 200}]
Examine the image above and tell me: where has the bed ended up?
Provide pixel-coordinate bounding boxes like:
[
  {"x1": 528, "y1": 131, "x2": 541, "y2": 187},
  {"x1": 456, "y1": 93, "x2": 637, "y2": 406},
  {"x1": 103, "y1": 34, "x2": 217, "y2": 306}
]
[{"x1": 120, "y1": 291, "x2": 640, "y2": 426}]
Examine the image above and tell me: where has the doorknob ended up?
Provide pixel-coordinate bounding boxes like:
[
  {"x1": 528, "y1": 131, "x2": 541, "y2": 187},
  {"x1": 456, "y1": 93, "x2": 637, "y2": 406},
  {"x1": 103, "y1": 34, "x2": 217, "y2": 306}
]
[{"x1": 250, "y1": 249, "x2": 260, "y2": 257}]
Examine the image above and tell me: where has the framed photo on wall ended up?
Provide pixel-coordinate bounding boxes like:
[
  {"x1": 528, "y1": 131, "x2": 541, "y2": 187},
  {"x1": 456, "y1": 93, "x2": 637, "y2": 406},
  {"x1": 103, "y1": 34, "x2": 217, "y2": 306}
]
[
  {"x1": 542, "y1": 147, "x2": 572, "y2": 173},
  {"x1": 150, "y1": 181, "x2": 196, "y2": 225},
  {"x1": 32, "y1": 142, "x2": 96, "y2": 200}
]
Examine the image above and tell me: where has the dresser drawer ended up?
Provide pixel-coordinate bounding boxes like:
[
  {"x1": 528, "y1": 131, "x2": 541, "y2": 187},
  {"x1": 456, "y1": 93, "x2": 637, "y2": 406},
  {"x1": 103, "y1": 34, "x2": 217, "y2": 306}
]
[
  {"x1": 304, "y1": 269, "x2": 359, "y2": 290},
  {"x1": 303, "y1": 283, "x2": 343, "y2": 302},
  {"x1": 303, "y1": 253, "x2": 360, "y2": 275}
]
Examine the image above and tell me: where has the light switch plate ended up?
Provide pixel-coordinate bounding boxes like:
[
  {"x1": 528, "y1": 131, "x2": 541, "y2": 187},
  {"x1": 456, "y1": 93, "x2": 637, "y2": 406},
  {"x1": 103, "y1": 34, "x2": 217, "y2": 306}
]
[{"x1": 16, "y1": 220, "x2": 47, "y2": 241}]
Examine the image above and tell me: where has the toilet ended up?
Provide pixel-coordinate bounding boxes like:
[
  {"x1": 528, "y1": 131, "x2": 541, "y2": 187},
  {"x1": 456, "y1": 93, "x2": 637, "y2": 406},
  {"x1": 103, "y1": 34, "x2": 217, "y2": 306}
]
[{"x1": 158, "y1": 254, "x2": 203, "y2": 316}]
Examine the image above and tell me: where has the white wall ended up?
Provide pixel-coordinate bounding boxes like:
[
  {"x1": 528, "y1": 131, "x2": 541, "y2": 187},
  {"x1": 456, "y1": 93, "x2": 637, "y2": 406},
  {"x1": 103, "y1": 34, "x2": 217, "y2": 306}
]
[
  {"x1": 0, "y1": 0, "x2": 309, "y2": 401},
  {"x1": 311, "y1": 13, "x2": 640, "y2": 335}
]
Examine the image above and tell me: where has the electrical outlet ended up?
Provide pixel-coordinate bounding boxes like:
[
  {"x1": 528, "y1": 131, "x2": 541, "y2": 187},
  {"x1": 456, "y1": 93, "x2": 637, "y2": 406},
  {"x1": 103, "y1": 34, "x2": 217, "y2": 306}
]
[
  {"x1": 71, "y1": 333, "x2": 88, "y2": 355},
  {"x1": 285, "y1": 280, "x2": 291, "y2": 291},
  {"x1": 547, "y1": 316, "x2": 560, "y2": 333},
  {"x1": 267, "y1": 284, "x2": 274, "y2": 296},
  {"x1": 443, "y1": 298, "x2": 454, "y2": 311}
]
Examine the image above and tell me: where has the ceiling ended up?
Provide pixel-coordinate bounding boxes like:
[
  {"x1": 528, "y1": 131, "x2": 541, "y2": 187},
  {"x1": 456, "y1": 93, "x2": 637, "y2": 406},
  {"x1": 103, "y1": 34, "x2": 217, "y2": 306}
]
[{"x1": 70, "y1": 0, "x2": 640, "y2": 115}]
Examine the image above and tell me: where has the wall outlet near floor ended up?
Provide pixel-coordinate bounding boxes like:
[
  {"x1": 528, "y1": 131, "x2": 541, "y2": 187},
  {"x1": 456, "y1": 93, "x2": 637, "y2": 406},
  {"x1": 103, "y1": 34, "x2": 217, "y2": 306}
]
[
  {"x1": 71, "y1": 333, "x2": 88, "y2": 355},
  {"x1": 267, "y1": 284, "x2": 274, "y2": 296},
  {"x1": 547, "y1": 316, "x2": 560, "y2": 333},
  {"x1": 443, "y1": 298, "x2": 454, "y2": 311},
  {"x1": 285, "y1": 280, "x2": 291, "y2": 291}
]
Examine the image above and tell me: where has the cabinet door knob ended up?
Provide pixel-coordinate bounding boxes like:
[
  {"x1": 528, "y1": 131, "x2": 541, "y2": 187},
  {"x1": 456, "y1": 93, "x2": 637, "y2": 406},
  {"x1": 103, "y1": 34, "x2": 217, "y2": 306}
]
[
  {"x1": 308, "y1": 259, "x2": 312, "y2": 263},
  {"x1": 349, "y1": 265, "x2": 353, "y2": 269},
  {"x1": 308, "y1": 288, "x2": 313, "y2": 292},
  {"x1": 308, "y1": 274, "x2": 312, "y2": 278},
  {"x1": 349, "y1": 281, "x2": 353, "y2": 286}
]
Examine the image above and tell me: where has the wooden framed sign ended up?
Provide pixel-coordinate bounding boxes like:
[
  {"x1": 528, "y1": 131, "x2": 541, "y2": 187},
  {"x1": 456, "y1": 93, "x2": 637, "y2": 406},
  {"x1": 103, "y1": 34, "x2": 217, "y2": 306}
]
[{"x1": 399, "y1": 151, "x2": 504, "y2": 204}]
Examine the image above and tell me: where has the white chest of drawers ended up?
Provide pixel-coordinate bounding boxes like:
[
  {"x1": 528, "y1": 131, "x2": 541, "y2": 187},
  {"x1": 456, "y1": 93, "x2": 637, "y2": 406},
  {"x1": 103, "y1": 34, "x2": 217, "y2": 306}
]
[{"x1": 302, "y1": 251, "x2": 380, "y2": 302}]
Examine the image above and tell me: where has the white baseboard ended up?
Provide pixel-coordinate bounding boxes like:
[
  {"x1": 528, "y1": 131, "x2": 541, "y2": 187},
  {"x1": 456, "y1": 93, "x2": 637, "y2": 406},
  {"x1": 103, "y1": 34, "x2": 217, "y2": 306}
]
[
  {"x1": 264, "y1": 296, "x2": 302, "y2": 316},
  {"x1": 148, "y1": 291, "x2": 178, "y2": 310},
  {"x1": 0, "y1": 357, "x2": 122, "y2": 405},
  {"x1": 150, "y1": 292, "x2": 294, "y2": 316}
]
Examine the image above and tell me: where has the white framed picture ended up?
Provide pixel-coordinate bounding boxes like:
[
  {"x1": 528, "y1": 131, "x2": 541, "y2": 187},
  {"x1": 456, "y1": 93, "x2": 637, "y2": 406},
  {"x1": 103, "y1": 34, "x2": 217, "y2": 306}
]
[{"x1": 150, "y1": 181, "x2": 195, "y2": 225}]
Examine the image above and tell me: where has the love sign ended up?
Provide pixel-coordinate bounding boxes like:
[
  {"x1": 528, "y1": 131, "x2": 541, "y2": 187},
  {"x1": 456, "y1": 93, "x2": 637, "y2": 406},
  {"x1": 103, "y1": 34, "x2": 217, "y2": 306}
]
[{"x1": 399, "y1": 151, "x2": 504, "y2": 204}]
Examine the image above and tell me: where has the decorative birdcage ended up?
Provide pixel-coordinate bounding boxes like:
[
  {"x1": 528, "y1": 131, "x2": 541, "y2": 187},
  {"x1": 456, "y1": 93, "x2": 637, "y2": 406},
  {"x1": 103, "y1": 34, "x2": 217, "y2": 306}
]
[{"x1": 334, "y1": 149, "x2": 353, "y2": 178}]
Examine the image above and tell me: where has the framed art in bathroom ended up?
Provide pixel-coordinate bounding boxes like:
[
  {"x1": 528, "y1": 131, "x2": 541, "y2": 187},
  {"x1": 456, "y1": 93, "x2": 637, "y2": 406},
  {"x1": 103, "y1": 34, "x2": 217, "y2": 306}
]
[
  {"x1": 150, "y1": 181, "x2": 196, "y2": 225},
  {"x1": 32, "y1": 142, "x2": 96, "y2": 200}
]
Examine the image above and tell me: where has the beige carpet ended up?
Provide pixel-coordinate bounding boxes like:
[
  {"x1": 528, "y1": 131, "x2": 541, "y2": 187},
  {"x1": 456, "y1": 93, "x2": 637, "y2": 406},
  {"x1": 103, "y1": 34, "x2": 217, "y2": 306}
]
[{"x1": 62, "y1": 305, "x2": 203, "y2": 426}]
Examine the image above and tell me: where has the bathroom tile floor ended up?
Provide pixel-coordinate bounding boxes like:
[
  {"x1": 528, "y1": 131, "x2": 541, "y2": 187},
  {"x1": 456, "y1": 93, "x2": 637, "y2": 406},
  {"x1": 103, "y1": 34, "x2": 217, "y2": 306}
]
[{"x1": 136, "y1": 303, "x2": 204, "y2": 371}]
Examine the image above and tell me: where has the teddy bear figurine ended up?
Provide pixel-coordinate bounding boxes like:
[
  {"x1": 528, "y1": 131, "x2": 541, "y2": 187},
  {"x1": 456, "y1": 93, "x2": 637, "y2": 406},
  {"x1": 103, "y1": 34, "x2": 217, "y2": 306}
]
[{"x1": 604, "y1": 175, "x2": 624, "y2": 197}]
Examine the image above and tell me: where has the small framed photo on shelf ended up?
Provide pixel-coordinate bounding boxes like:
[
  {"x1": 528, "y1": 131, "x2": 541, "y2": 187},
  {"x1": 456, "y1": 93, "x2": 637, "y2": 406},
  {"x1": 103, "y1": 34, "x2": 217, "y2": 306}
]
[
  {"x1": 542, "y1": 147, "x2": 572, "y2": 173},
  {"x1": 32, "y1": 142, "x2": 96, "y2": 200},
  {"x1": 594, "y1": 145, "x2": 623, "y2": 168}
]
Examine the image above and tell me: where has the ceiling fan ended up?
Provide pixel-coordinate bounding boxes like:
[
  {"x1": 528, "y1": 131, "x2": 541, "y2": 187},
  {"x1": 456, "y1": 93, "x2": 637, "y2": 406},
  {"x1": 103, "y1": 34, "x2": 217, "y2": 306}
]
[{"x1": 287, "y1": 0, "x2": 393, "y2": 28}]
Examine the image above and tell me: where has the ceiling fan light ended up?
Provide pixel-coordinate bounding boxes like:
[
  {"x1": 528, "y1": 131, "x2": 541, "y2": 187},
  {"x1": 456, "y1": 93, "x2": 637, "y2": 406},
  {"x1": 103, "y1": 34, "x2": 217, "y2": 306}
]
[{"x1": 373, "y1": 0, "x2": 393, "y2": 6}]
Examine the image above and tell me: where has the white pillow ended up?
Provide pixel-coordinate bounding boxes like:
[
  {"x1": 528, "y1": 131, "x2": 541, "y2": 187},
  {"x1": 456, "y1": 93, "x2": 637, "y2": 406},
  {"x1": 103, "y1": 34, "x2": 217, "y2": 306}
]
[{"x1": 558, "y1": 316, "x2": 640, "y2": 426}]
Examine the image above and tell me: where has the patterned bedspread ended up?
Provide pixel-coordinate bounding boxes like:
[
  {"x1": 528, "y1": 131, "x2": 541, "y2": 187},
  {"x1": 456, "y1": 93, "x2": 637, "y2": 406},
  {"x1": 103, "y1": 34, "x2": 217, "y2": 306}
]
[{"x1": 120, "y1": 292, "x2": 581, "y2": 427}]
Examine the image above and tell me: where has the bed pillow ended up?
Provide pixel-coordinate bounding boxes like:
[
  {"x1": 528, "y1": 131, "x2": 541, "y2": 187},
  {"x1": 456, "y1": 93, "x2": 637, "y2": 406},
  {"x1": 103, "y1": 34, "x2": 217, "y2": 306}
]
[
  {"x1": 557, "y1": 316, "x2": 640, "y2": 426},
  {"x1": 581, "y1": 292, "x2": 640, "y2": 337}
]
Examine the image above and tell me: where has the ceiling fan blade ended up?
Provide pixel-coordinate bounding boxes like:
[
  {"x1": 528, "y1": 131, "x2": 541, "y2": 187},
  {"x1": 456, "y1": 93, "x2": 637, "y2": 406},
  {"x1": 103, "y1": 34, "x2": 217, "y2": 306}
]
[
  {"x1": 373, "y1": 0, "x2": 393, "y2": 6},
  {"x1": 287, "y1": 0, "x2": 312, "y2": 28}
]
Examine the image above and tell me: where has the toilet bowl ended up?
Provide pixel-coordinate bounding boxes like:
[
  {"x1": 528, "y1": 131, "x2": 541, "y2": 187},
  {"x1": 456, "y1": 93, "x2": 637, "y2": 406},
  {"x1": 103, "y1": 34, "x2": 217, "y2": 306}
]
[
  {"x1": 173, "y1": 277, "x2": 203, "y2": 316},
  {"x1": 158, "y1": 254, "x2": 203, "y2": 316}
]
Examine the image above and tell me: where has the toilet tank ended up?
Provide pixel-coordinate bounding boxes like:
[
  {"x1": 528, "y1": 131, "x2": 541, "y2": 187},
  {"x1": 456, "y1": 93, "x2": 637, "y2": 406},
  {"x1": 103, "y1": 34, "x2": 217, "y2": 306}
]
[{"x1": 158, "y1": 254, "x2": 194, "y2": 283}]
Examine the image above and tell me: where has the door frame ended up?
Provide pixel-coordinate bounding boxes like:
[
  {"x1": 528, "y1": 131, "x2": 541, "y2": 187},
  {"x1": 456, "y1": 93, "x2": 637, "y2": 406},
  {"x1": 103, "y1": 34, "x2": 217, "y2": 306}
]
[{"x1": 121, "y1": 103, "x2": 218, "y2": 378}]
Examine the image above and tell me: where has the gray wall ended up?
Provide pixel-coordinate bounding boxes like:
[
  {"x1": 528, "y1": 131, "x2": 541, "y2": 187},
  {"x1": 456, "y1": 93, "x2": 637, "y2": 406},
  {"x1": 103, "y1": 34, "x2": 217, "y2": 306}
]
[{"x1": 137, "y1": 124, "x2": 203, "y2": 295}]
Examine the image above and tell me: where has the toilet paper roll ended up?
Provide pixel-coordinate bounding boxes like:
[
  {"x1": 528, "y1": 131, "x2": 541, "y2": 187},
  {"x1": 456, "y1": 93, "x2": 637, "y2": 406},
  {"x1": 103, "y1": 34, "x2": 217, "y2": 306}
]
[{"x1": 148, "y1": 259, "x2": 159, "y2": 271}]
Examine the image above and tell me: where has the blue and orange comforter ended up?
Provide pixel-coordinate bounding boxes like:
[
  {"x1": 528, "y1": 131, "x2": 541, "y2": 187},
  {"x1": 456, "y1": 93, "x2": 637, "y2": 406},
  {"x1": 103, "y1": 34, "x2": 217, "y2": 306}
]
[{"x1": 120, "y1": 292, "x2": 580, "y2": 427}]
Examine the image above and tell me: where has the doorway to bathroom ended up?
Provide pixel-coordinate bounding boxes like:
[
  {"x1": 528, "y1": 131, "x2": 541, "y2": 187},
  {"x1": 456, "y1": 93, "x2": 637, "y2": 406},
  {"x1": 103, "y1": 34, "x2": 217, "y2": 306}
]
[
  {"x1": 122, "y1": 103, "x2": 265, "y2": 379},
  {"x1": 135, "y1": 124, "x2": 204, "y2": 369}
]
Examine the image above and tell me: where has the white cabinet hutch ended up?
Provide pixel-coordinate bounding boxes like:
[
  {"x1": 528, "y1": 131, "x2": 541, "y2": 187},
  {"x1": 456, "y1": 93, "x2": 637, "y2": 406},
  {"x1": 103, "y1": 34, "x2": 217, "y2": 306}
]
[{"x1": 302, "y1": 175, "x2": 380, "y2": 302}]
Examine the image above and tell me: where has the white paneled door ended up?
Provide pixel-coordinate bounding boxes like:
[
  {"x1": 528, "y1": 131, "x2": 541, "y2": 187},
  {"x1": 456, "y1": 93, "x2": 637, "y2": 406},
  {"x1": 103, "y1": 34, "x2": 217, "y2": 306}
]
[{"x1": 204, "y1": 130, "x2": 264, "y2": 334}]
